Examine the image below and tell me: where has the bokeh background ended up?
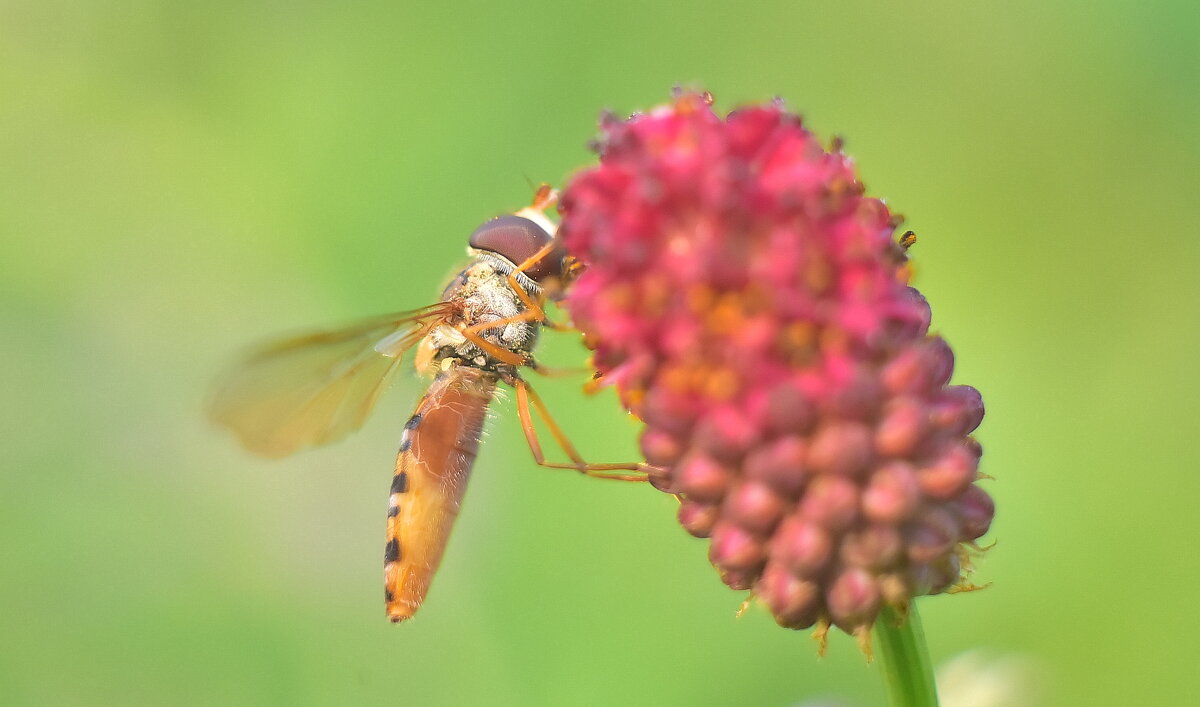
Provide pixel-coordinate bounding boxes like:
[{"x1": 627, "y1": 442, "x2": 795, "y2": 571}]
[{"x1": 2, "y1": 1, "x2": 1197, "y2": 705}]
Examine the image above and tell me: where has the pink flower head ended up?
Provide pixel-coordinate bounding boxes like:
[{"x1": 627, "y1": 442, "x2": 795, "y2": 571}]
[{"x1": 561, "y1": 91, "x2": 992, "y2": 641}]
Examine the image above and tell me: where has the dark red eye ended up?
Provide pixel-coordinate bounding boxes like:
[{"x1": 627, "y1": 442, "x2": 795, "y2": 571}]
[{"x1": 469, "y1": 215, "x2": 564, "y2": 282}]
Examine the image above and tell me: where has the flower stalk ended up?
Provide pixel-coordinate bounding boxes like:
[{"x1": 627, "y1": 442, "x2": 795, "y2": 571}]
[{"x1": 874, "y1": 603, "x2": 938, "y2": 707}]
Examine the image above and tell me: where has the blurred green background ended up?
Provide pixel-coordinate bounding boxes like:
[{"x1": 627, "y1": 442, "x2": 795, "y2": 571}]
[{"x1": 2, "y1": 1, "x2": 1197, "y2": 705}]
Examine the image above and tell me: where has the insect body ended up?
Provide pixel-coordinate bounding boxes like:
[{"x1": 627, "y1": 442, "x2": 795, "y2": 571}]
[
  {"x1": 210, "y1": 188, "x2": 645, "y2": 622},
  {"x1": 381, "y1": 206, "x2": 564, "y2": 622}
]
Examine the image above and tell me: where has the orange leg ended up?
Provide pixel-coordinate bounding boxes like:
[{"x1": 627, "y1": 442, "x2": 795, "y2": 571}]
[
  {"x1": 504, "y1": 240, "x2": 569, "y2": 330},
  {"x1": 509, "y1": 278, "x2": 572, "y2": 332},
  {"x1": 458, "y1": 327, "x2": 526, "y2": 367},
  {"x1": 456, "y1": 293, "x2": 571, "y2": 344},
  {"x1": 513, "y1": 378, "x2": 648, "y2": 482},
  {"x1": 458, "y1": 311, "x2": 579, "y2": 375},
  {"x1": 514, "y1": 183, "x2": 577, "y2": 307},
  {"x1": 460, "y1": 308, "x2": 543, "y2": 339}
]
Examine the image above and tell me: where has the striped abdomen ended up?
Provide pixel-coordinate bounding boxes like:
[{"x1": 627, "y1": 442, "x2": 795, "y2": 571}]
[{"x1": 385, "y1": 366, "x2": 497, "y2": 622}]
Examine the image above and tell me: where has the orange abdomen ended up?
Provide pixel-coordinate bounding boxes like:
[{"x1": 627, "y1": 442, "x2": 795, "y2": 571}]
[{"x1": 384, "y1": 367, "x2": 497, "y2": 622}]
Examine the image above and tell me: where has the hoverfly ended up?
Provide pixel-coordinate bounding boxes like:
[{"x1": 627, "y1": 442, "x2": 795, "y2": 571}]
[{"x1": 210, "y1": 186, "x2": 647, "y2": 622}]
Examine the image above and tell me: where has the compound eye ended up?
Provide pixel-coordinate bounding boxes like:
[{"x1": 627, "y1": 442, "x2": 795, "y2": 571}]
[{"x1": 469, "y1": 215, "x2": 564, "y2": 282}]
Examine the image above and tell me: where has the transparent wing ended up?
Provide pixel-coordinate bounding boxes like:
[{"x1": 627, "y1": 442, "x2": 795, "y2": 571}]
[{"x1": 209, "y1": 302, "x2": 457, "y2": 458}]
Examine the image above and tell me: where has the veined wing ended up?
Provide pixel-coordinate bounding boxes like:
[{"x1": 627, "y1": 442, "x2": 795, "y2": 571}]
[
  {"x1": 209, "y1": 302, "x2": 457, "y2": 458},
  {"x1": 385, "y1": 366, "x2": 497, "y2": 622}
]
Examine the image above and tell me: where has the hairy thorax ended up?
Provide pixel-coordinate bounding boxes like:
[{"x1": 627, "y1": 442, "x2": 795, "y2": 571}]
[{"x1": 416, "y1": 254, "x2": 542, "y2": 376}]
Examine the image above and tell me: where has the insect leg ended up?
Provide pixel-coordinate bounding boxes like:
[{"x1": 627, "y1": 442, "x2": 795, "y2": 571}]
[
  {"x1": 512, "y1": 377, "x2": 649, "y2": 482},
  {"x1": 496, "y1": 183, "x2": 573, "y2": 329},
  {"x1": 457, "y1": 327, "x2": 528, "y2": 367},
  {"x1": 506, "y1": 273, "x2": 569, "y2": 331},
  {"x1": 499, "y1": 242, "x2": 558, "y2": 324},
  {"x1": 459, "y1": 308, "x2": 543, "y2": 339},
  {"x1": 502, "y1": 239, "x2": 578, "y2": 332},
  {"x1": 458, "y1": 313, "x2": 583, "y2": 377},
  {"x1": 458, "y1": 311, "x2": 576, "y2": 369}
]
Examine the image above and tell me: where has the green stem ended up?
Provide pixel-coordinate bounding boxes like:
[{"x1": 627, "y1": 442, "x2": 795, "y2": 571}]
[{"x1": 873, "y1": 602, "x2": 939, "y2": 707}]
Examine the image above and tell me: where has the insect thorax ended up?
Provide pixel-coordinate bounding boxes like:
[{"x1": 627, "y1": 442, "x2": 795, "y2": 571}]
[{"x1": 423, "y1": 254, "x2": 542, "y2": 374}]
